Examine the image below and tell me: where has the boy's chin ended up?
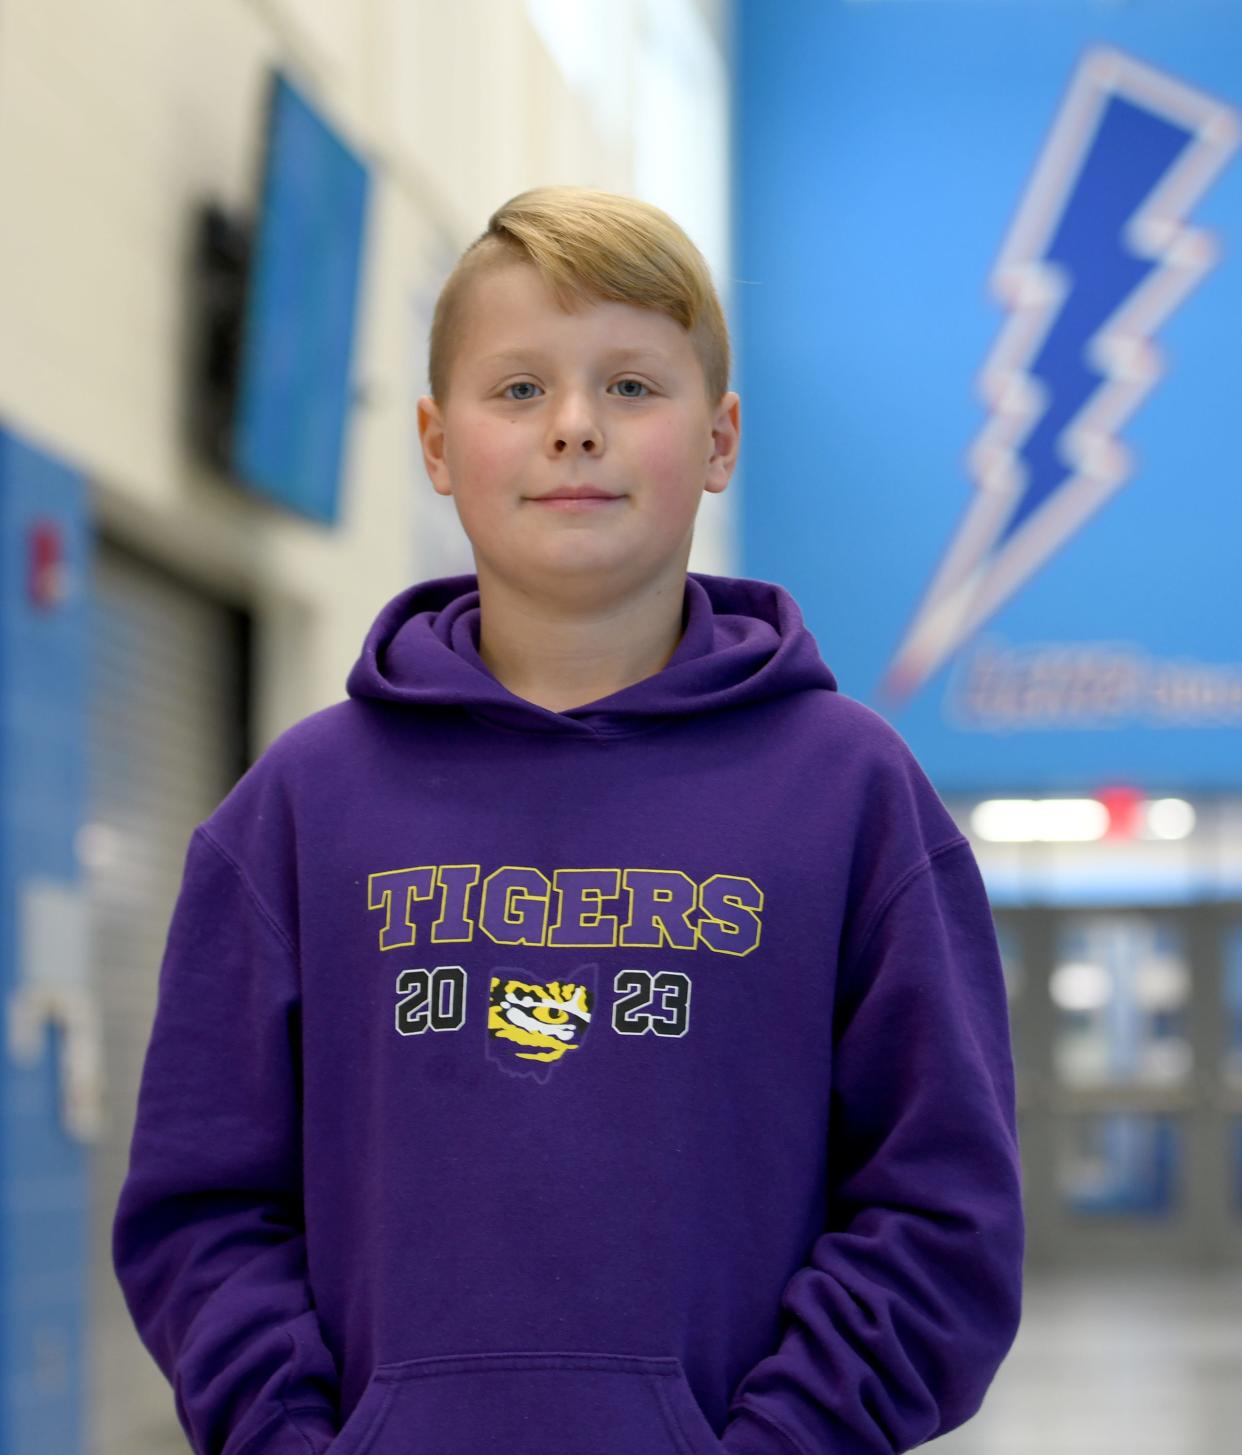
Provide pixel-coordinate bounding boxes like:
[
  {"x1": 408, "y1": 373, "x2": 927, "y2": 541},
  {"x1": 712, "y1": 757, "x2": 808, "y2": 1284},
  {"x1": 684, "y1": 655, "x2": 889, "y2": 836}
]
[{"x1": 473, "y1": 551, "x2": 665, "y2": 597}]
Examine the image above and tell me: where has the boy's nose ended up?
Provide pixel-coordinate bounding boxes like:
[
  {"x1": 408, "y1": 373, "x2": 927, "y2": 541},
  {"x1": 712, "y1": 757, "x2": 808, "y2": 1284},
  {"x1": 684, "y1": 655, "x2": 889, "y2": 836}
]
[{"x1": 548, "y1": 390, "x2": 603, "y2": 454}]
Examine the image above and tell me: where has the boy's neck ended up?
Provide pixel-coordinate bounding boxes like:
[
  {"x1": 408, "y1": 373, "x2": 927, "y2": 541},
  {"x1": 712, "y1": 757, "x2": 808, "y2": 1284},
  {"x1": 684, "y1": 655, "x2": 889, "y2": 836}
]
[{"x1": 473, "y1": 563, "x2": 689, "y2": 715}]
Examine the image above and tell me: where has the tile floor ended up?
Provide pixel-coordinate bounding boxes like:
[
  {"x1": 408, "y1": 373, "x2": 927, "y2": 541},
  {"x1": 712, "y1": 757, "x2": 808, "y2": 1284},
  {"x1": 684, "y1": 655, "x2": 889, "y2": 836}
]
[{"x1": 923, "y1": 1267, "x2": 1242, "y2": 1454}]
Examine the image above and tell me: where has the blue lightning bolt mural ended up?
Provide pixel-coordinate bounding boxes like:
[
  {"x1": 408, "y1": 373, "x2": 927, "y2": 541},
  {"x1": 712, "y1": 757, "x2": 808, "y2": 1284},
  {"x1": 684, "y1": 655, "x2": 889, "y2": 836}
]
[{"x1": 881, "y1": 49, "x2": 1239, "y2": 707}]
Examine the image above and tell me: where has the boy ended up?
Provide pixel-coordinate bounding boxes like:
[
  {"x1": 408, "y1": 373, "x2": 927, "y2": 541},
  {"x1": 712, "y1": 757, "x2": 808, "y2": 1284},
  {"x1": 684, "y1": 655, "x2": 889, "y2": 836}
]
[{"x1": 113, "y1": 185, "x2": 1024, "y2": 1455}]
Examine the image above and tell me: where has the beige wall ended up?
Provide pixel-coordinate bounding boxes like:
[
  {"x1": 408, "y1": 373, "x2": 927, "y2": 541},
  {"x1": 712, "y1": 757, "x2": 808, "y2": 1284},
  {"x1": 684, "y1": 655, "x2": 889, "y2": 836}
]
[{"x1": 0, "y1": 0, "x2": 735, "y2": 751}]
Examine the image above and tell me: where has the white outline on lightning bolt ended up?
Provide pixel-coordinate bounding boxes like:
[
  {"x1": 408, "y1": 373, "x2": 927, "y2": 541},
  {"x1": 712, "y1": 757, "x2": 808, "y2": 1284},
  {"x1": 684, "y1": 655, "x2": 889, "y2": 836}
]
[{"x1": 880, "y1": 48, "x2": 1239, "y2": 706}]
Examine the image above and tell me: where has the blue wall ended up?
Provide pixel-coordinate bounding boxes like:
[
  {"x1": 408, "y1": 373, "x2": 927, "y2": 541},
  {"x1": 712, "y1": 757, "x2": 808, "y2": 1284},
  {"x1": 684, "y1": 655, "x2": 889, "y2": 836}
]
[
  {"x1": 733, "y1": 0, "x2": 1242, "y2": 793},
  {"x1": 1, "y1": 425, "x2": 90, "y2": 1452}
]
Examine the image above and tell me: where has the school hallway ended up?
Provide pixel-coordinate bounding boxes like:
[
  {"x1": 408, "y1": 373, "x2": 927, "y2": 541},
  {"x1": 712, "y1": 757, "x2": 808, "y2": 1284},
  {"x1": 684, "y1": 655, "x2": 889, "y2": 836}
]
[
  {"x1": 924, "y1": 1267, "x2": 1242, "y2": 1455},
  {"x1": 113, "y1": 1267, "x2": 1242, "y2": 1453}
]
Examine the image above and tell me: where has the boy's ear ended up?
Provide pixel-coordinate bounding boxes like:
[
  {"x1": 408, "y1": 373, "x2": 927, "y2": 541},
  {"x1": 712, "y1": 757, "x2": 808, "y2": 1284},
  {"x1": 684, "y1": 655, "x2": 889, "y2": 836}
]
[
  {"x1": 704, "y1": 391, "x2": 741, "y2": 495},
  {"x1": 417, "y1": 396, "x2": 453, "y2": 496}
]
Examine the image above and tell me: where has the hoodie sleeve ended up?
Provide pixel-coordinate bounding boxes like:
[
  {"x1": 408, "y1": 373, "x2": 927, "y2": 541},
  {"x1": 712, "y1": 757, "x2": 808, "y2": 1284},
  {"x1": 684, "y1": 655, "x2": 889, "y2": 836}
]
[
  {"x1": 719, "y1": 835, "x2": 1025, "y2": 1455},
  {"x1": 111, "y1": 826, "x2": 341, "y2": 1455}
]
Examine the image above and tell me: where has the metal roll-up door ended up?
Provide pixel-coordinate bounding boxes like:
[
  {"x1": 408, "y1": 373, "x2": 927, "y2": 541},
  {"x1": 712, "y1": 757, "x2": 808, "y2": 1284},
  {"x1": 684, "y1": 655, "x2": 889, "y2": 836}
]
[{"x1": 85, "y1": 535, "x2": 249, "y2": 1455}]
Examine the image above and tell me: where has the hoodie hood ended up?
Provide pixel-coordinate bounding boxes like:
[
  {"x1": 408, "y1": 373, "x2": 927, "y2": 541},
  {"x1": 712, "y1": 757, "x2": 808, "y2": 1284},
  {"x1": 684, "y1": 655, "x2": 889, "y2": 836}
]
[{"x1": 345, "y1": 570, "x2": 838, "y2": 736}]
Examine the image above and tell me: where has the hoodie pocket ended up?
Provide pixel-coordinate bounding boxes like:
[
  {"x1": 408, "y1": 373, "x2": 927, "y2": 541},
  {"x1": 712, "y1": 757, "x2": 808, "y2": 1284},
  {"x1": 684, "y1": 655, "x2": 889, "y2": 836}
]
[{"x1": 329, "y1": 1349, "x2": 724, "y2": 1455}]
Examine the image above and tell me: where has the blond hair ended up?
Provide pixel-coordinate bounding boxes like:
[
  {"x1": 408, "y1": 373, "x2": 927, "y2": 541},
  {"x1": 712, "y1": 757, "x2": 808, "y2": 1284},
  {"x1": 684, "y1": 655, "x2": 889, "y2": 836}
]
[{"x1": 428, "y1": 185, "x2": 731, "y2": 403}]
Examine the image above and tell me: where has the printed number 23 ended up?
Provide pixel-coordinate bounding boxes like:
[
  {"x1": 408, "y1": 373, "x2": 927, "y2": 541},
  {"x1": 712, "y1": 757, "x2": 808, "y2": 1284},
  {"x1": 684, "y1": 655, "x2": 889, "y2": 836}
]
[{"x1": 612, "y1": 969, "x2": 691, "y2": 1038}]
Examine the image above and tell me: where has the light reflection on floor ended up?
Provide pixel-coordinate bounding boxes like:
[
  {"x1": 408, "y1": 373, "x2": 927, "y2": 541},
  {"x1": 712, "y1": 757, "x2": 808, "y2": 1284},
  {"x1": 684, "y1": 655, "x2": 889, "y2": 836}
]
[{"x1": 924, "y1": 1268, "x2": 1242, "y2": 1454}]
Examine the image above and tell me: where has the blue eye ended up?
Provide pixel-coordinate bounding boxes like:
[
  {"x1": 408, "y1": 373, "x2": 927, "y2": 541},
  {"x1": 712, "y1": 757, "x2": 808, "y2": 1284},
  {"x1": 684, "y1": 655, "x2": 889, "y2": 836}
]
[
  {"x1": 504, "y1": 381, "x2": 542, "y2": 401},
  {"x1": 613, "y1": 378, "x2": 650, "y2": 397}
]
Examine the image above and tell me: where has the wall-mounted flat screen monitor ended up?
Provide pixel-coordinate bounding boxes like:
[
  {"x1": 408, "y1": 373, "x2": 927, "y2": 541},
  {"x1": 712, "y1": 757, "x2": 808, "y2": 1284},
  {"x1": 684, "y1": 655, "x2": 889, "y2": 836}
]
[{"x1": 232, "y1": 70, "x2": 371, "y2": 525}]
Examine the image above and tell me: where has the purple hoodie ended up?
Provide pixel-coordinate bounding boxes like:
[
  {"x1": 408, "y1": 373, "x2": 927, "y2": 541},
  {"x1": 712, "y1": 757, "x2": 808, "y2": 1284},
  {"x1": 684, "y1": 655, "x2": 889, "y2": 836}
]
[{"x1": 112, "y1": 571, "x2": 1024, "y2": 1455}]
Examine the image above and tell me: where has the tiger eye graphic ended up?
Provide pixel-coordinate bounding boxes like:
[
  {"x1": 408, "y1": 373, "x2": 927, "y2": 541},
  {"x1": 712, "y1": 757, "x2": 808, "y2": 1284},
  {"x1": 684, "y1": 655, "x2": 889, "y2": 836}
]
[{"x1": 487, "y1": 972, "x2": 595, "y2": 1077}]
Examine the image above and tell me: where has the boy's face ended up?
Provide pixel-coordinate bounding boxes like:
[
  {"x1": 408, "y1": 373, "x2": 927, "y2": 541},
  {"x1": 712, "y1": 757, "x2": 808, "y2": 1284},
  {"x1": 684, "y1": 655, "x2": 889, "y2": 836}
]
[{"x1": 417, "y1": 262, "x2": 740, "y2": 604}]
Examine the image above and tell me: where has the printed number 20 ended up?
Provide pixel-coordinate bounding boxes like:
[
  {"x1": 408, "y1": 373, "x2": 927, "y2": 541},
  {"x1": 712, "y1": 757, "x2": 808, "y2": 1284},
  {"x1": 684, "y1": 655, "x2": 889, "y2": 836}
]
[{"x1": 395, "y1": 965, "x2": 466, "y2": 1035}]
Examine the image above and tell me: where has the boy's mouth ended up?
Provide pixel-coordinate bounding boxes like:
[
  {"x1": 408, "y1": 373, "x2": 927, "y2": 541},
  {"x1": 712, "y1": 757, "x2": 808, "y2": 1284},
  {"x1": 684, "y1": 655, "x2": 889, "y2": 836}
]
[
  {"x1": 530, "y1": 484, "x2": 622, "y2": 501},
  {"x1": 525, "y1": 484, "x2": 626, "y2": 512},
  {"x1": 527, "y1": 495, "x2": 625, "y2": 512}
]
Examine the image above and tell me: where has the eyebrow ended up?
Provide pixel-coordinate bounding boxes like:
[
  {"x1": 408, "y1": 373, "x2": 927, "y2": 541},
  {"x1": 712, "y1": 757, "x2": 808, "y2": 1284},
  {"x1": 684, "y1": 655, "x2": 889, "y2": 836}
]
[{"x1": 477, "y1": 346, "x2": 668, "y2": 368}]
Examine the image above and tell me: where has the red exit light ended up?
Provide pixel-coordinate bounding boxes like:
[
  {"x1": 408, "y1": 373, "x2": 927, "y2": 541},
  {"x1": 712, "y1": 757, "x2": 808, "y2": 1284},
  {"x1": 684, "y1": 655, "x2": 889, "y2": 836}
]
[{"x1": 1097, "y1": 784, "x2": 1143, "y2": 839}]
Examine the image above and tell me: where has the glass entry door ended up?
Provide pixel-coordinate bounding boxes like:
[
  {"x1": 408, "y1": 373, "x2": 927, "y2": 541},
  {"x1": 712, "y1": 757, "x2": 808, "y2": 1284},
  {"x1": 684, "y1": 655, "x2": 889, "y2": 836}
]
[{"x1": 994, "y1": 903, "x2": 1242, "y2": 1269}]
